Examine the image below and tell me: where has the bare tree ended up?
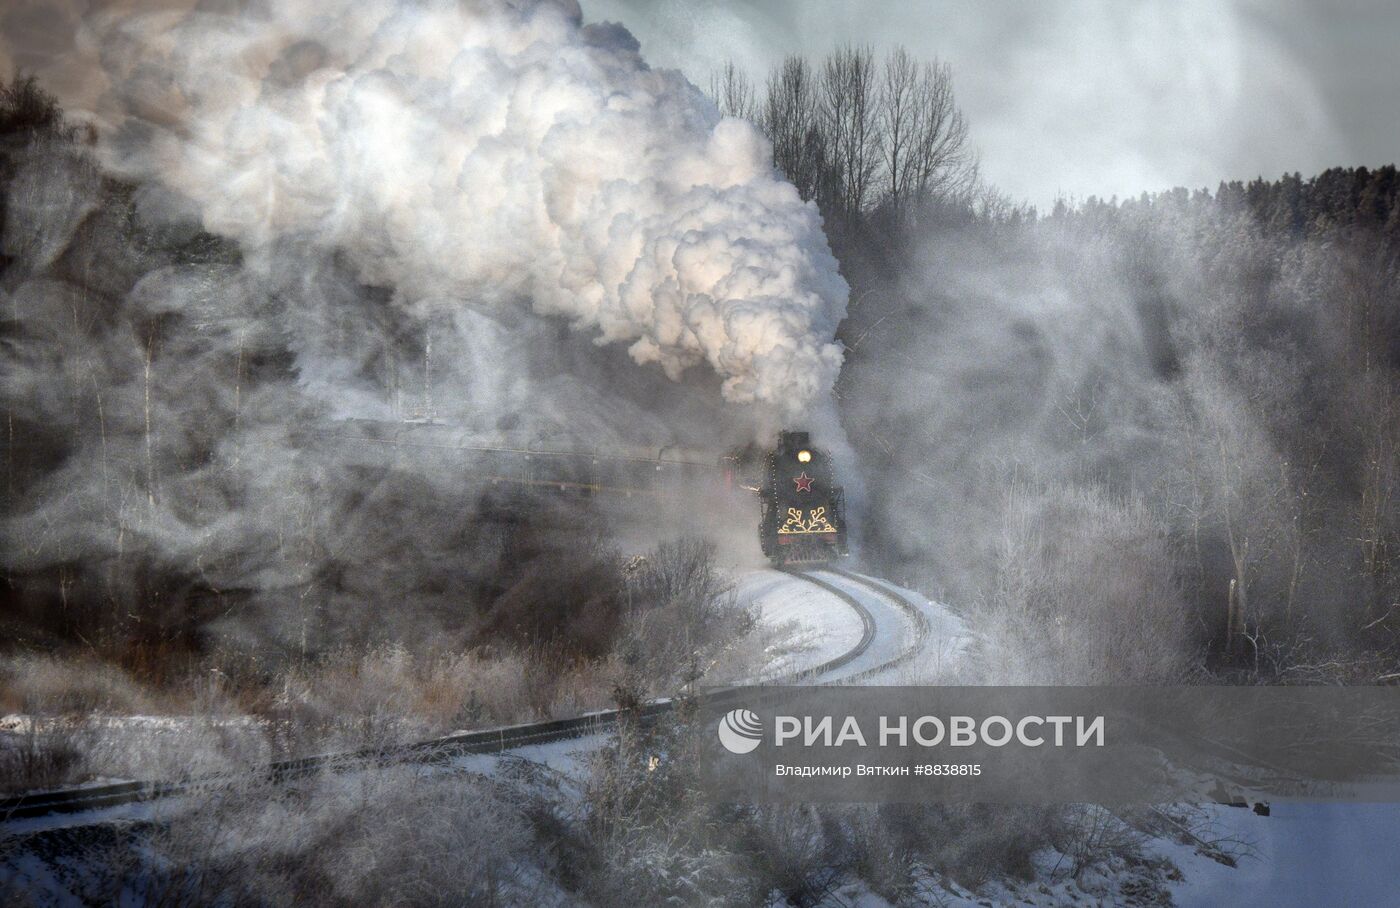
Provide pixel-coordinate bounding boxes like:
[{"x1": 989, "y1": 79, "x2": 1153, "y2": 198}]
[
  {"x1": 708, "y1": 60, "x2": 756, "y2": 122},
  {"x1": 715, "y1": 46, "x2": 978, "y2": 230},
  {"x1": 877, "y1": 47, "x2": 920, "y2": 216},
  {"x1": 761, "y1": 55, "x2": 825, "y2": 202},
  {"x1": 820, "y1": 45, "x2": 881, "y2": 227},
  {"x1": 910, "y1": 59, "x2": 975, "y2": 203},
  {"x1": 879, "y1": 50, "x2": 976, "y2": 219},
  {"x1": 1338, "y1": 250, "x2": 1400, "y2": 602}
]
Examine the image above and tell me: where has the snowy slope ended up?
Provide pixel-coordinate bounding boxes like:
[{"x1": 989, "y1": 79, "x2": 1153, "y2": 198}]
[
  {"x1": 735, "y1": 569, "x2": 866, "y2": 681},
  {"x1": 816, "y1": 569, "x2": 974, "y2": 684},
  {"x1": 1159, "y1": 801, "x2": 1400, "y2": 906}
]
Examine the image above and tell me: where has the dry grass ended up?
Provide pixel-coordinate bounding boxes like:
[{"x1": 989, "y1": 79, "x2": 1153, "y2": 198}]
[
  {"x1": 2, "y1": 704, "x2": 1171, "y2": 906},
  {"x1": 0, "y1": 718, "x2": 87, "y2": 794},
  {"x1": 261, "y1": 644, "x2": 623, "y2": 756},
  {"x1": 3, "y1": 764, "x2": 543, "y2": 905},
  {"x1": 145, "y1": 765, "x2": 537, "y2": 905},
  {"x1": 0, "y1": 536, "x2": 761, "y2": 790},
  {"x1": 575, "y1": 709, "x2": 1165, "y2": 906},
  {"x1": 0, "y1": 654, "x2": 163, "y2": 716},
  {"x1": 0, "y1": 646, "x2": 624, "y2": 791}
]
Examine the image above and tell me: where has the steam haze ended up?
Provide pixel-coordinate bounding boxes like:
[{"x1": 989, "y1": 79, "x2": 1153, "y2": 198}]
[{"x1": 0, "y1": 0, "x2": 855, "y2": 652}]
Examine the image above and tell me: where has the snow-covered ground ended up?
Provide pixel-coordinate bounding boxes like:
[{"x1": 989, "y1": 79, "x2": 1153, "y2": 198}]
[
  {"x1": 453, "y1": 732, "x2": 606, "y2": 780},
  {"x1": 734, "y1": 566, "x2": 974, "y2": 685},
  {"x1": 812, "y1": 569, "x2": 973, "y2": 684},
  {"x1": 740, "y1": 570, "x2": 1400, "y2": 904},
  {"x1": 735, "y1": 569, "x2": 867, "y2": 681},
  {"x1": 9, "y1": 569, "x2": 1398, "y2": 905},
  {"x1": 801, "y1": 569, "x2": 911, "y2": 681},
  {"x1": 1159, "y1": 801, "x2": 1400, "y2": 905}
]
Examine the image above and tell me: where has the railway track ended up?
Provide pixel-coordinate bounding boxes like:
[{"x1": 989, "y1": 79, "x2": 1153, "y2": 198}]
[
  {"x1": 1, "y1": 569, "x2": 932, "y2": 825},
  {"x1": 802, "y1": 567, "x2": 931, "y2": 682}
]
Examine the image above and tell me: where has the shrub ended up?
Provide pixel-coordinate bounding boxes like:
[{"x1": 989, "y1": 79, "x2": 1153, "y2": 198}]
[
  {"x1": 978, "y1": 478, "x2": 1195, "y2": 684},
  {"x1": 142, "y1": 766, "x2": 532, "y2": 905}
]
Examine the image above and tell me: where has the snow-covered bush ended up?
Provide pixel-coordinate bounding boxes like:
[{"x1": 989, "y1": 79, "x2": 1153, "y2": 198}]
[
  {"x1": 977, "y1": 477, "x2": 1196, "y2": 684},
  {"x1": 146, "y1": 765, "x2": 532, "y2": 905}
]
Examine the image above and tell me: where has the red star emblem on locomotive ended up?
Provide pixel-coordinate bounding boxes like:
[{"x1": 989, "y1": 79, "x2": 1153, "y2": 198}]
[{"x1": 793, "y1": 471, "x2": 815, "y2": 492}]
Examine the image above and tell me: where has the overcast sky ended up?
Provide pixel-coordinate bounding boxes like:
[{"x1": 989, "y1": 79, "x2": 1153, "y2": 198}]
[{"x1": 583, "y1": 0, "x2": 1400, "y2": 209}]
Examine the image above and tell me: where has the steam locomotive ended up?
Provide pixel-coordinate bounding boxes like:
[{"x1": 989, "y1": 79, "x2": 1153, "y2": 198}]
[{"x1": 752, "y1": 430, "x2": 849, "y2": 566}]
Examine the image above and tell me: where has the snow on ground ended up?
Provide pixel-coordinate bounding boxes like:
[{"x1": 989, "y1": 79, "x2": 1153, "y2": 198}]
[
  {"x1": 735, "y1": 569, "x2": 865, "y2": 681},
  {"x1": 0, "y1": 713, "x2": 272, "y2": 792},
  {"x1": 735, "y1": 565, "x2": 973, "y2": 684},
  {"x1": 816, "y1": 569, "x2": 975, "y2": 684},
  {"x1": 844, "y1": 571, "x2": 972, "y2": 652},
  {"x1": 0, "y1": 715, "x2": 260, "y2": 733},
  {"x1": 736, "y1": 570, "x2": 1400, "y2": 904},
  {"x1": 452, "y1": 731, "x2": 607, "y2": 780},
  {"x1": 1, "y1": 733, "x2": 611, "y2": 842},
  {"x1": 1157, "y1": 801, "x2": 1400, "y2": 906},
  {"x1": 801, "y1": 569, "x2": 909, "y2": 681},
  {"x1": 17, "y1": 570, "x2": 1400, "y2": 906},
  {"x1": 0, "y1": 799, "x2": 165, "y2": 841}
]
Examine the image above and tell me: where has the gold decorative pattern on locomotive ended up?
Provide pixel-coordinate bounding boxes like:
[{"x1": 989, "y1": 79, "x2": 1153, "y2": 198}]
[{"x1": 777, "y1": 506, "x2": 838, "y2": 534}]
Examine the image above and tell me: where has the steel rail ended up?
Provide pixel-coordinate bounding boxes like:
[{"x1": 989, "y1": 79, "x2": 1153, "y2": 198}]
[
  {"x1": 795, "y1": 568, "x2": 929, "y2": 682},
  {"x1": 824, "y1": 568, "x2": 931, "y2": 675},
  {"x1": 776, "y1": 566, "x2": 877, "y2": 681},
  {"x1": 1, "y1": 569, "x2": 927, "y2": 825}
]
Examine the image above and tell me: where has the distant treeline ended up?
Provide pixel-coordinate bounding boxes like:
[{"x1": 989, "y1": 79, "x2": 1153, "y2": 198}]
[{"x1": 1059, "y1": 165, "x2": 1400, "y2": 239}]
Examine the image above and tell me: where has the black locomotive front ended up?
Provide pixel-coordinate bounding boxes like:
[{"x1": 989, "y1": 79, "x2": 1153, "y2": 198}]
[{"x1": 758, "y1": 430, "x2": 848, "y2": 565}]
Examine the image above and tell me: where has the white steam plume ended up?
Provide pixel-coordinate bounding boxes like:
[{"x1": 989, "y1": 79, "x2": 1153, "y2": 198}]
[{"x1": 82, "y1": 0, "x2": 846, "y2": 408}]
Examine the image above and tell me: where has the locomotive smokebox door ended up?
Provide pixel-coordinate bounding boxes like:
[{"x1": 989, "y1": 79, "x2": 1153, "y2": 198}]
[{"x1": 759, "y1": 430, "x2": 848, "y2": 565}]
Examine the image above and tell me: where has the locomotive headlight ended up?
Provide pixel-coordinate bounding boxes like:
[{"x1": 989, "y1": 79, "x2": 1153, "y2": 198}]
[{"x1": 797, "y1": 450, "x2": 812, "y2": 463}]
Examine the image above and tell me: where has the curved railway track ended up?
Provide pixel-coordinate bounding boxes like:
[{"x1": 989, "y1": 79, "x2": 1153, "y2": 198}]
[
  {"x1": 798, "y1": 567, "x2": 931, "y2": 682},
  {"x1": 1, "y1": 568, "x2": 931, "y2": 825}
]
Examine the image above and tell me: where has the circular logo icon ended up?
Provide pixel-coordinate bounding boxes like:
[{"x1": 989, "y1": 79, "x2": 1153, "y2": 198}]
[{"x1": 717, "y1": 708, "x2": 763, "y2": 754}]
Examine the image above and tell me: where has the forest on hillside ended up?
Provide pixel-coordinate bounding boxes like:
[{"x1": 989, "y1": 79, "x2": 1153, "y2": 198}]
[{"x1": 716, "y1": 46, "x2": 1400, "y2": 682}]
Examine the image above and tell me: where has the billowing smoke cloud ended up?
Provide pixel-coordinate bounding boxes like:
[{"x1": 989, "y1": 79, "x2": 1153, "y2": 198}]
[
  {"x1": 81, "y1": 0, "x2": 846, "y2": 408},
  {"x1": 0, "y1": 0, "x2": 849, "y2": 652}
]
